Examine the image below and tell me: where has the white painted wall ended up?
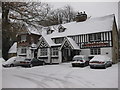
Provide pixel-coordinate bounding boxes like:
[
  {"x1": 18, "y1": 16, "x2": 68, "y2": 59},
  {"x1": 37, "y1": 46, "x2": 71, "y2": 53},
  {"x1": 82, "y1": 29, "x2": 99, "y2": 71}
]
[
  {"x1": 80, "y1": 49, "x2": 90, "y2": 56},
  {"x1": 58, "y1": 50, "x2": 62, "y2": 63},
  {"x1": 17, "y1": 47, "x2": 21, "y2": 56},
  {"x1": 101, "y1": 47, "x2": 112, "y2": 58},
  {"x1": 80, "y1": 47, "x2": 112, "y2": 59},
  {"x1": 47, "y1": 48, "x2": 51, "y2": 64},
  {"x1": 37, "y1": 49, "x2": 40, "y2": 58},
  {"x1": 26, "y1": 48, "x2": 31, "y2": 59}
]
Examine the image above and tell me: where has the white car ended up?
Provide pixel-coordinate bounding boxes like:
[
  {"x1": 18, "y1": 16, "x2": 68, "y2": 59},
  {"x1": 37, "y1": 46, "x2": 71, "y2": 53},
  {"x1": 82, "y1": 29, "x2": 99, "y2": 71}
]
[
  {"x1": 0, "y1": 57, "x2": 5, "y2": 63},
  {"x1": 71, "y1": 55, "x2": 90, "y2": 67},
  {"x1": 89, "y1": 55, "x2": 112, "y2": 69},
  {"x1": 2, "y1": 56, "x2": 30, "y2": 67}
]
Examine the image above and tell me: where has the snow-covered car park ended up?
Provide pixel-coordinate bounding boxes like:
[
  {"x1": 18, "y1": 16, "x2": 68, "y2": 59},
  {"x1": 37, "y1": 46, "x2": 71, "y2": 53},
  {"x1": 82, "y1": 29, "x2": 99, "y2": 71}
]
[{"x1": 2, "y1": 61, "x2": 118, "y2": 88}]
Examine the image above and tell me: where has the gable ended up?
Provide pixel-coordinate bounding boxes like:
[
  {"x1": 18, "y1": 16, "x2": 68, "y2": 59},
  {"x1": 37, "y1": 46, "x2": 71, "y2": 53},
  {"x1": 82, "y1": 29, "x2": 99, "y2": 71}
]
[
  {"x1": 60, "y1": 37, "x2": 80, "y2": 50},
  {"x1": 38, "y1": 37, "x2": 49, "y2": 48}
]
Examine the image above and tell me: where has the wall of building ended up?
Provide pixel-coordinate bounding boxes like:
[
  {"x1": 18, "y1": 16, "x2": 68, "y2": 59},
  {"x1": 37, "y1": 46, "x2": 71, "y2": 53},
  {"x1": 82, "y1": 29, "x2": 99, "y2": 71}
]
[
  {"x1": 80, "y1": 47, "x2": 112, "y2": 58},
  {"x1": 26, "y1": 48, "x2": 31, "y2": 59},
  {"x1": 80, "y1": 49, "x2": 90, "y2": 55},
  {"x1": 101, "y1": 47, "x2": 112, "y2": 58}
]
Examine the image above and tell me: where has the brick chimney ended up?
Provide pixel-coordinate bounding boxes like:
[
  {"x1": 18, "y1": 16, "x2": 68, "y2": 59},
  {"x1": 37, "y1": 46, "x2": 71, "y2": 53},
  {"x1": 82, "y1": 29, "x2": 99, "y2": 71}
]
[{"x1": 75, "y1": 11, "x2": 87, "y2": 22}]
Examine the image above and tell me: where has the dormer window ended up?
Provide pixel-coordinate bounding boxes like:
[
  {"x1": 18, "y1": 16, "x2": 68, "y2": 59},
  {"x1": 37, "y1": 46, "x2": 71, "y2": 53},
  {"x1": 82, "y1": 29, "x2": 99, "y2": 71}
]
[
  {"x1": 58, "y1": 25, "x2": 66, "y2": 33},
  {"x1": 46, "y1": 27, "x2": 54, "y2": 34}
]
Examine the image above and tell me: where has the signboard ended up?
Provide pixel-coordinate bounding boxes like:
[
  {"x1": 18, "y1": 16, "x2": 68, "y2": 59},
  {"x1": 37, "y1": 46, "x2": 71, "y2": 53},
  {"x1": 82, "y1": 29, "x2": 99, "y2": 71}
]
[{"x1": 83, "y1": 42, "x2": 108, "y2": 47}]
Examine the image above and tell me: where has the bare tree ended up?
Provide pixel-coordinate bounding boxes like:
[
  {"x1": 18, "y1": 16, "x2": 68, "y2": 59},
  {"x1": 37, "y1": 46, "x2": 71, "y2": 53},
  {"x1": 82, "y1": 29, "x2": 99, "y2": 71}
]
[{"x1": 2, "y1": 2, "x2": 52, "y2": 59}]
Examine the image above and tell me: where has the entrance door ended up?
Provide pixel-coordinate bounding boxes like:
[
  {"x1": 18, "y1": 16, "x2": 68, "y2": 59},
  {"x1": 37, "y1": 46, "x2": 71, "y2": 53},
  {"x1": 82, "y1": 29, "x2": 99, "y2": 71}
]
[
  {"x1": 62, "y1": 48, "x2": 71, "y2": 62},
  {"x1": 62, "y1": 48, "x2": 80, "y2": 62}
]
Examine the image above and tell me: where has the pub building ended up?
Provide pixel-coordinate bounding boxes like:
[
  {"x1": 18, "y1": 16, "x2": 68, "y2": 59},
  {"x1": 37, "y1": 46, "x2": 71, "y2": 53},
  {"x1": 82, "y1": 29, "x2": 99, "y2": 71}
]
[{"x1": 37, "y1": 12, "x2": 119, "y2": 64}]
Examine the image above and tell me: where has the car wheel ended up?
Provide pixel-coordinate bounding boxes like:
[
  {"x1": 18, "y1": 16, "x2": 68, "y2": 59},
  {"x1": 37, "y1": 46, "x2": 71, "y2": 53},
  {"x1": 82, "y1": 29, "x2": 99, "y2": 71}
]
[
  {"x1": 109, "y1": 64, "x2": 112, "y2": 67},
  {"x1": 104, "y1": 65, "x2": 107, "y2": 69},
  {"x1": 90, "y1": 66, "x2": 93, "y2": 69},
  {"x1": 42, "y1": 62, "x2": 45, "y2": 65},
  {"x1": 10, "y1": 64, "x2": 14, "y2": 67},
  {"x1": 72, "y1": 64, "x2": 75, "y2": 67}
]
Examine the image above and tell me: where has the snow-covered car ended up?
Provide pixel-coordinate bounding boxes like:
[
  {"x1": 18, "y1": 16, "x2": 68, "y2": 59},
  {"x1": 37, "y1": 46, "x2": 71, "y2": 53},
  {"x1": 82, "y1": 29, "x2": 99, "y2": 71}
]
[
  {"x1": 0, "y1": 57, "x2": 5, "y2": 63},
  {"x1": 25, "y1": 58, "x2": 45, "y2": 67},
  {"x1": 2, "y1": 57, "x2": 30, "y2": 67},
  {"x1": 71, "y1": 55, "x2": 90, "y2": 67},
  {"x1": 89, "y1": 55, "x2": 112, "y2": 69}
]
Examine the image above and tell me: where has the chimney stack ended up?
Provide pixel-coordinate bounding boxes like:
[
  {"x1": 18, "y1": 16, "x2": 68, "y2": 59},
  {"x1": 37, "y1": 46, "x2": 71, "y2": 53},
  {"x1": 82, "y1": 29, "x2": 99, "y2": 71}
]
[{"x1": 75, "y1": 11, "x2": 87, "y2": 22}]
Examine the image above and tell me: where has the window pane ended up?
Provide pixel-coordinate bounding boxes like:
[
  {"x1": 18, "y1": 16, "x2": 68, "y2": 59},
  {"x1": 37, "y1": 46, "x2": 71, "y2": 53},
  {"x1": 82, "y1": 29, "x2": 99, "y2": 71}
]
[
  {"x1": 90, "y1": 48, "x2": 101, "y2": 55},
  {"x1": 21, "y1": 48, "x2": 26, "y2": 53}
]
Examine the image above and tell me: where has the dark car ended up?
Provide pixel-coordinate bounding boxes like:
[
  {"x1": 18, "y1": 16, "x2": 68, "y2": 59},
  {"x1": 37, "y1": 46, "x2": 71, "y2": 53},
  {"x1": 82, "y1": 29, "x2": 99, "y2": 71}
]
[{"x1": 25, "y1": 58, "x2": 45, "y2": 67}]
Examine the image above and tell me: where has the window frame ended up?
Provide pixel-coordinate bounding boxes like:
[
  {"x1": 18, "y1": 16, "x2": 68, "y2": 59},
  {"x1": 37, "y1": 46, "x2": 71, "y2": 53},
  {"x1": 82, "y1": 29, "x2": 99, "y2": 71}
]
[
  {"x1": 40, "y1": 48, "x2": 47, "y2": 56},
  {"x1": 90, "y1": 48, "x2": 101, "y2": 55},
  {"x1": 51, "y1": 47, "x2": 59, "y2": 56},
  {"x1": 21, "y1": 48, "x2": 27, "y2": 54},
  {"x1": 89, "y1": 33, "x2": 101, "y2": 42}
]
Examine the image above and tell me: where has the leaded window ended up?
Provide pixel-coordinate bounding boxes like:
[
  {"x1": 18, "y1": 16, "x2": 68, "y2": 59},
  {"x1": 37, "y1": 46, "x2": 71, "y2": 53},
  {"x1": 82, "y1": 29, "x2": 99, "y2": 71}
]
[
  {"x1": 40, "y1": 48, "x2": 47, "y2": 56},
  {"x1": 90, "y1": 48, "x2": 101, "y2": 55},
  {"x1": 51, "y1": 47, "x2": 58, "y2": 56},
  {"x1": 53, "y1": 38, "x2": 64, "y2": 44},
  {"x1": 21, "y1": 48, "x2": 26, "y2": 53},
  {"x1": 89, "y1": 33, "x2": 101, "y2": 41}
]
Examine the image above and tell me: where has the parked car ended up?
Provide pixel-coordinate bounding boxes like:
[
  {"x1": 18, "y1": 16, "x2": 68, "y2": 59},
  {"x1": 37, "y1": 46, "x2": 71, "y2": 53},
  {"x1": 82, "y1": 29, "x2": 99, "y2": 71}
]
[
  {"x1": 71, "y1": 55, "x2": 90, "y2": 67},
  {"x1": 89, "y1": 55, "x2": 112, "y2": 69},
  {"x1": 25, "y1": 58, "x2": 45, "y2": 67},
  {"x1": 0, "y1": 57, "x2": 5, "y2": 63},
  {"x1": 2, "y1": 57, "x2": 30, "y2": 67}
]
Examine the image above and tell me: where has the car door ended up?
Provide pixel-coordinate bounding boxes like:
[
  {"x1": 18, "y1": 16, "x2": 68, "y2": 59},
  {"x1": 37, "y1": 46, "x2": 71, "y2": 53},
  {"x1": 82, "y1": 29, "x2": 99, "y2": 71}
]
[{"x1": 31, "y1": 58, "x2": 39, "y2": 66}]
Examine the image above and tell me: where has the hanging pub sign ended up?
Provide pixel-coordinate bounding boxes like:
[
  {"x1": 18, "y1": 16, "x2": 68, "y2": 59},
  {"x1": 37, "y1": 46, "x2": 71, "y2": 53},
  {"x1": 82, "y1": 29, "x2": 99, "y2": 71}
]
[{"x1": 83, "y1": 42, "x2": 108, "y2": 48}]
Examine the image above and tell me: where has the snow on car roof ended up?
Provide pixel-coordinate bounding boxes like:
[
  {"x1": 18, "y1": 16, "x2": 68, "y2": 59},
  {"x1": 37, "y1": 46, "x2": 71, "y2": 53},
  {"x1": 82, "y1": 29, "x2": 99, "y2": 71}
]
[
  {"x1": 8, "y1": 42, "x2": 17, "y2": 54},
  {"x1": 90, "y1": 55, "x2": 111, "y2": 62},
  {"x1": 42, "y1": 14, "x2": 114, "y2": 38}
]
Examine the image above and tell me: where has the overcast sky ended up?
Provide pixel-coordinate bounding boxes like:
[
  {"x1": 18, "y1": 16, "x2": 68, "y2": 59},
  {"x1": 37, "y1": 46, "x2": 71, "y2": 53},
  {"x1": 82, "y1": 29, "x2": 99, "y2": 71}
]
[{"x1": 48, "y1": 2, "x2": 118, "y2": 27}]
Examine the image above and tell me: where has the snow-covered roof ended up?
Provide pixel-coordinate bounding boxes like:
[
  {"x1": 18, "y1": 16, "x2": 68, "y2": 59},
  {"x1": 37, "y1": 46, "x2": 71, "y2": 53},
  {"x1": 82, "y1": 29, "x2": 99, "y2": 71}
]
[
  {"x1": 67, "y1": 37, "x2": 80, "y2": 50},
  {"x1": 8, "y1": 42, "x2": 17, "y2": 53},
  {"x1": 43, "y1": 35, "x2": 61, "y2": 47},
  {"x1": 60, "y1": 37, "x2": 80, "y2": 50},
  {"x1": 42, "y1": 14, "x2": 114, "y2": 38}
]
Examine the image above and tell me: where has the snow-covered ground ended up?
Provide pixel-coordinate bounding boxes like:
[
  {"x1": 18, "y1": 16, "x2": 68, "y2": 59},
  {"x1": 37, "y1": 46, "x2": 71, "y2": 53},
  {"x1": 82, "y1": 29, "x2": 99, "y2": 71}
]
[{"x1": 2, "y1": 62, "x2": 118, "y2": 88}]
